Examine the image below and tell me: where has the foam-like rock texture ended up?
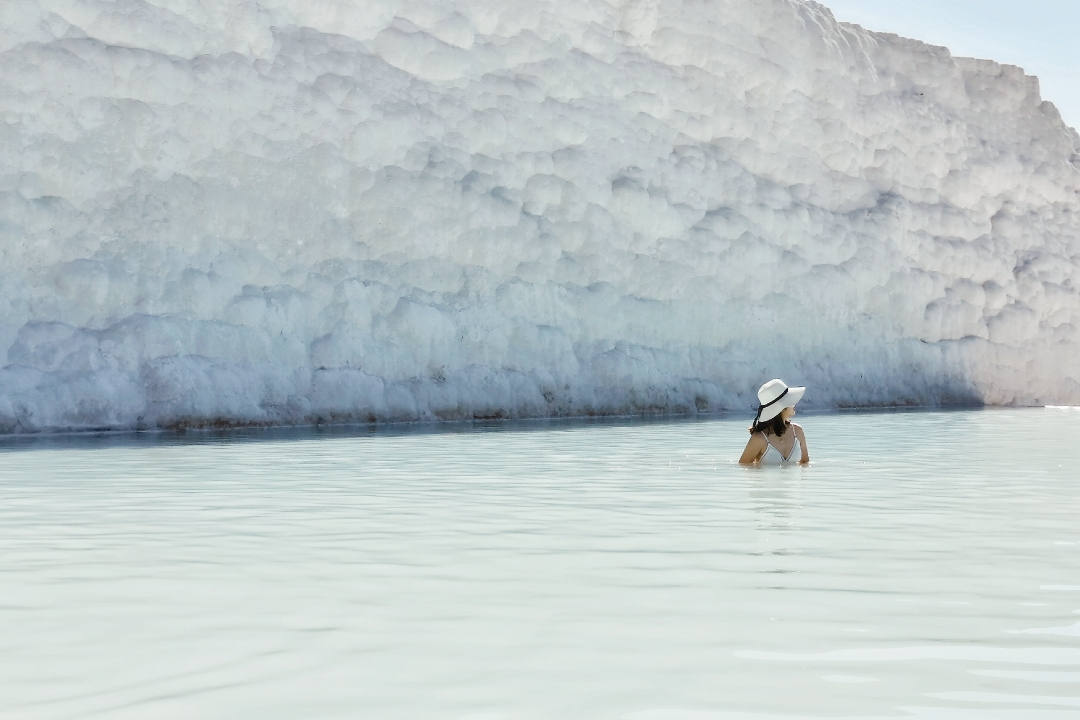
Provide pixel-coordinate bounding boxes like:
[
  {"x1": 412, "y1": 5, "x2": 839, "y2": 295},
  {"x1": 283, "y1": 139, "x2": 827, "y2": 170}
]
[{"x1": 2, "y1": 0, "x2": 1079, "y2": 432}]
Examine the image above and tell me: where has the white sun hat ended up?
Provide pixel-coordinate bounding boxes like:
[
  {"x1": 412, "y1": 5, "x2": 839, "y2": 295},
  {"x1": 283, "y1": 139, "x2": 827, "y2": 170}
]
[{"x1": 753, "y1": 379, "x2": 806, "y2": 424}]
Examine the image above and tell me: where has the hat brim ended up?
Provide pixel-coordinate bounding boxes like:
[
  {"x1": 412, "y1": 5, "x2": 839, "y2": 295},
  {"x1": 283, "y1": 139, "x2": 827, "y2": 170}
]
[{"x1": 758, "y1": 386, "x2": 805, "y2": 422}]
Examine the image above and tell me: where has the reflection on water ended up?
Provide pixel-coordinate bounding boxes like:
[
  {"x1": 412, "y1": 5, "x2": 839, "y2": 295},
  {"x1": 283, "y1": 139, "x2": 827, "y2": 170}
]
[
  {"x1": 747, "y1": 473, "x2": 803, "y2": 532},
  {"x1": 1, "y1": 408, "x2": 1079, "y2": 719}
]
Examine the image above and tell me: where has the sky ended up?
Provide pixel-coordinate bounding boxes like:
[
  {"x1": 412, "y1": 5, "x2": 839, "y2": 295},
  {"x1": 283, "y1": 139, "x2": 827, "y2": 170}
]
[{"x1": 820, "y1": 0, "x2": 1080, "y2": 131}]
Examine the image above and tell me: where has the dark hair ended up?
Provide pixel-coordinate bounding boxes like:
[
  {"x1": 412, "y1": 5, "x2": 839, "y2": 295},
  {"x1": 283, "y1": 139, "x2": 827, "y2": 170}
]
[{"x1": 750, "y1": 414, "x2": 789, "y2": 437}]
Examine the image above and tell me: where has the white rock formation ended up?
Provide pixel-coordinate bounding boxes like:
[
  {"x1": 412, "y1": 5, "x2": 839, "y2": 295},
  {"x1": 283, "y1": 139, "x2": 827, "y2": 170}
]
[{"x1": 1, "y1": 0, "x2": 1078, "y2": 431}]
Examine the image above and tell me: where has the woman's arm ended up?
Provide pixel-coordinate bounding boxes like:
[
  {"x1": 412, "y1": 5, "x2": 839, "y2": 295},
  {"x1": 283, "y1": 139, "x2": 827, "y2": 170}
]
[
  {"x1": 793, "y1": 424, "x2": 809, "y2": 464},
  {"x1": 739, "y1": 433, "x2": 766, "y2": 464}
]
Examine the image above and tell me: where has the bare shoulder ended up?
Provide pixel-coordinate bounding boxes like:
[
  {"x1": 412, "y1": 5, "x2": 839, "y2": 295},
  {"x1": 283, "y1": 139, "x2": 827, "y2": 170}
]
[
  {"x1": 791, "y1": 423, "x2": 809, "y2": 463},
  {"x1": 745, "y1": 432, "x2": 767, "y2": 449},
  {"x1": 739, "y1": 432, "x2": 767, "y2": 464}
]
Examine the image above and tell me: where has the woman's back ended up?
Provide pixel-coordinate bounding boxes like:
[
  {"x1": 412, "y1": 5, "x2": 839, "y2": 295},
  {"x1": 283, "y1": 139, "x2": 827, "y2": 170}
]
[
  {"x1": 740, "y1": 422, "x2": 808, "y2": 465},
  {"x1": 759, "y1": 432, "x2": 801, "y2": 464}
]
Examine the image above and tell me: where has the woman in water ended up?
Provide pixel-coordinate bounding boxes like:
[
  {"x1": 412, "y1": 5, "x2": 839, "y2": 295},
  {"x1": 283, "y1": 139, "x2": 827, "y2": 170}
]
[{"x1": 739, "y1": 379, "x2": 809, "y2": 465}]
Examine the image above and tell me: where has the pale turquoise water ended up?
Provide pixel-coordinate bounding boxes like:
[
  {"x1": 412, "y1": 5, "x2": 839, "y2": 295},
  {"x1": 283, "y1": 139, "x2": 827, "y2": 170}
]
[{"x1": 2, "y1": 408, "x2": 1079, "y2": 719}]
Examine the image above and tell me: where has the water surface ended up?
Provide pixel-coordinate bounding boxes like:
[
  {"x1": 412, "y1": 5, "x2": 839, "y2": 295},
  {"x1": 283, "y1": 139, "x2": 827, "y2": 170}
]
[{"x1": 2, "y1": 408, "x2": 1079, "y2": 719}]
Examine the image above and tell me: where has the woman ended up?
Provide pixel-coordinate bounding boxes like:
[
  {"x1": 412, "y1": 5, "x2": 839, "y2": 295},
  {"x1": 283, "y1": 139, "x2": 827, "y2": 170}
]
[{"x1": 739, "y1": 379, "x2": 809, "y2": 465}]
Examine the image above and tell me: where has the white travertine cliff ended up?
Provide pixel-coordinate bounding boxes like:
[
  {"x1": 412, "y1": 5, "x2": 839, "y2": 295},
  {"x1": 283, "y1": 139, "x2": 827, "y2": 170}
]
[{"x1": 1, "y1": 0, "x2": 1078, "y2": 431}]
